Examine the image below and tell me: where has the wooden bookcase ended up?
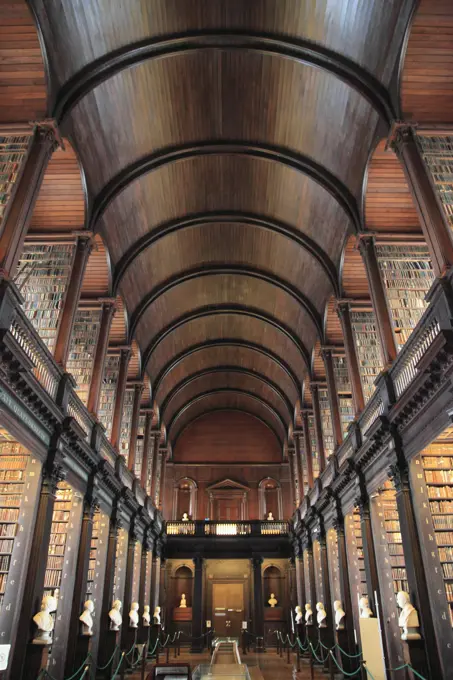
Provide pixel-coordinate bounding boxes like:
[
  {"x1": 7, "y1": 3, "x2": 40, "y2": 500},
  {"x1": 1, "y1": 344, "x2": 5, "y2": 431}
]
[
  {"x1": 44, "y1": 483, "x2": 72, "y2": 599},
  {"x1": 313, "y1": 538, "x2": 326, "y2": 604},
  {"x1": 87, "y1": 510, "x2": 110, "y2": 664},
  {"x1": 318, "y1": 388, "x2": 334, "y2": 457},
  {"x1": 345, "y1": 510, "x2": 367, "y2": 640},
  {"x1": 332, "y1": 356, "x2": 354, "y2": 436},
  {"x1": 66, "y1": 308, "x2": 102, "y2": 405},
  {"x1": 0, "y1": 135, "x2": 29, "y2": 221},
  {"x1": 376, "y1": 244, "x2": 434, "y2": 350},
  {"x1": 308, "y1": 415, "x2": 320, "y2": 480},
  {"x1": 98, "y1": 354, "x2": 120, "y2": 439},
  {"x1": 326, "y1": 527, "x2": 341, "y2": 604},
  {"x1": 351, "y1": 310, "x2": 384, "y2": 403},
  {"x1": 131, "y1": 541, "x2": 142, "y2": 605},
  {"x1": 416, "y1": 134, "x2": 453, "y2": 233},
  {"x1": 370, "y1": 482, "x2": 407, "y2": 667},
  {"x1": 134, "y1": 414, "x2": 146, "y2": 480},
  {"x1": 112, "y1": 527, "x2": 128, "y2": 605},
  {"x1": 119, "y1": 389, "x2": 134, "y2": 464},
  {"x1": 14, "y1": 243, "x2": 75, "y2": 352}
]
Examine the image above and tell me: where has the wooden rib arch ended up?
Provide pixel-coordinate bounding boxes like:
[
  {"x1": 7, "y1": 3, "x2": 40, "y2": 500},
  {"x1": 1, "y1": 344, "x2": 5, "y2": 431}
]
[
  {"x1": 141, "y1": 304, "x2": 312, "y2": 375},
  {"x1": 159, "y1": 367, "x2": 294, "y2": 422},
  {"x1": 51, "y1": 31, "x2": 395, "y2": 126},
  {"x1": 90, "y1": 141, "x2": 361, "y2": 232},
  {"x1": 112, "y1": 211, "x2": 339, "y2": 296},
  {"x1": 152, "y1": 340, "x2": 303, "y2": 401},
  {"x1": 128, "y1": 264, "x2": 324, "y2": 342},
  {"x1": 167, "y1": 388, "x2": 287, "y2": 443}
]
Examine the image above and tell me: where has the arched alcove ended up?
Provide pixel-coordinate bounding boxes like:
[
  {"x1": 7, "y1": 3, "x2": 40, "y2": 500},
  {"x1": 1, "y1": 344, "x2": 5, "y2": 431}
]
[
  {"x1": 259, "y1": 478, "x2": 282, "y2": 520},
  {"x1": 263, "y1": 565, "x2": 284, "y2": 607},
  {"x1": 172, "y1": 477, "x2": 198, "y2": 520}
]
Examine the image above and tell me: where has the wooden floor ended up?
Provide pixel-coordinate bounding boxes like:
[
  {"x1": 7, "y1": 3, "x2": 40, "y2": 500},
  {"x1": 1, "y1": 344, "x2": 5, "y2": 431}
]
[{"x1": 129, "y1": 647, "x2": 326, "y2": 679}]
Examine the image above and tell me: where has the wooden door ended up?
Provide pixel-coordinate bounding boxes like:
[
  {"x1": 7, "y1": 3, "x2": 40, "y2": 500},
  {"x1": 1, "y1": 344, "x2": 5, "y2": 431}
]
[
  {"x1": 215, "y1": 498, "x2": 241, "y2": 520},
  {"x1": 212, "y1": 582, "x2": 244, "y2": 637}
]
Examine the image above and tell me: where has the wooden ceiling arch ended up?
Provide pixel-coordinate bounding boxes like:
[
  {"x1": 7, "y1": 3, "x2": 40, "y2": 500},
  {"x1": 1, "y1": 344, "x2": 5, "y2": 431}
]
[
  {"x1": 168, "y1": 390, "x2": 287, "y2": 446},
  {"x1": 160, "y1": 367, "x2": 294, "y2": 424}
]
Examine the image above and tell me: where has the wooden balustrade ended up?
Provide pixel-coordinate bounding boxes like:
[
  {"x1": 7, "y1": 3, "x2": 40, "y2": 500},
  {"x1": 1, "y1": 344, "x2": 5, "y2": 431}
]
[{"x1": 165, "y1": 520, "x2": 289, "y2": 537}]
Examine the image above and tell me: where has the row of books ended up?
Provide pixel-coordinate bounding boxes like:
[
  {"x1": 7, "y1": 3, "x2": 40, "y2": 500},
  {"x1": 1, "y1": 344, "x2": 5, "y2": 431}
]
[
  {"x1": 433, "y1": 516, "x2": 453, "y2": 530},
  {"x1": 443, "y1": 563, "x2": 453, "y2": 579},
  {"x1": 428, "y1": 486, "x2": 453, "y2": 499},
  {"x1": 424, "y1": 456, "x2": 453, "y2": 469},
  {"x1": 438, "y1": 547, "x2": 453, "y2": 562},
  {"x1": 425, "y1": 470, "x2": 453, "y2": 484},
  {"x1": 0, "y1": 524, "x2": 16, "y2": 538},
  {"x1": 445, "y1": 583, "x2": 453, "y2": 602},
  {"x1": 436, "y1": 532, "x2": 453, "y2": 546}
]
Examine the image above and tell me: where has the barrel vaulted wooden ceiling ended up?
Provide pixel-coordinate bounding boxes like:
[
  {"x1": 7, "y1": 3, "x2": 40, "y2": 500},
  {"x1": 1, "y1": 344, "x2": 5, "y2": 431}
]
[{"x1": 5, "y1": 0, "x2": 453, "y2": 452}]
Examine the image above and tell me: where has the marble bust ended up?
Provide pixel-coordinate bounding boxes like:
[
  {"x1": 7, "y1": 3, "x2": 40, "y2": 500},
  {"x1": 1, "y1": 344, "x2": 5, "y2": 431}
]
[
  {"x1": 267, "y1": 512, "x2": 274, "y2": 521},
  {"x1": 334, "y1": 600, "x2": 345, "y2": 630},
  {"x1": 316, "y1": 602, "x2": 327, "y2": 628},
  {"x1": 305, "y1": 603, "x2": 313, "y2": 625},
  {"x1": 295, "y1": 606, "x2": 303, "y2": 624},
  {"x1": 153, "y1": 606, "x2": 161, "y2": 625},
  {"x1": 109, "y1": 599, "x2": 122, "y2": 631},
  {"x1": 268, "y1": 593, "x2": 278, "y2": 608},
  {"x1": 182, "y1": 513, "x2": 189, "y2": 521},
  {"x1": 396, "y1": 591, "x2": 421, "y2": 640},
  {"x1": 79, "y1": 599, "x2": 94, "y2": 636},
  {"x1": 129, "y1": 602, "x2": 139, "y2": 628},
  {"x1": 143, "y1": 605, "x2": 151, "y2": 626},
  {"x1": 32, "y1": 594, "x2": 57, "y2": 645},
  {"x1": 359, "y1": 596, "x2": 373, "y2": 619},
  {"x1": 179, "y1": 593, "x2": 187, "y2": 608}
]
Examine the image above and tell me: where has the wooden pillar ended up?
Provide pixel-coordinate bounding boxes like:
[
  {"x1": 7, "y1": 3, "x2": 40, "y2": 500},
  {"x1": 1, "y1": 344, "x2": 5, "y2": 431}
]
[
  {"x1": 318, "y1": 533, "x2": 335, "y2": 650},
  {"x1": 146, "y1": 431, "x2": 159, "y2": 497},
  {"x1": 301, "y1": 412, "x2": 314, "y2": 488},
  {"x1": 138, "y1": 533, "x2": 151, "y2": 643},
  {"x1": 333, "y1": 516, "x2": 357, "y2": 670},
  {"x1": 336, "y1": 301, "x2": 365, "y2": 415},
  {"x1": 294, "y1": 540, "x2": 305, "y2": 607},
  {"x1": 97, "y1": 501, "x2": 122, "y2": 676},
  {"x1": 53, "y1": 235, "x2": 93, "y2": 366},
  {"x1": 389, "y1": 461, "x2": 440, "y2": 679},
  {"x1": 127, "y1": 383, "x2": 144, "y2": 473},
  {"x1": 153, "y1": 450, "x2": 165, "y2": 508},
  {"x1": 87, "y1": 299, "x2": 116, "y2": 415},
  {"x1": 64, "y1": 490, "x2": 98, "y2": 676},
  {"x1": 10, "y1": 455, "x2": 65, "y2": 680},
  {"x1": 159, "y1": 450, "x2": 168, "y2": 511},
  {"x1": 303, "y1": 539, "x2": 317, "y2": 647},
  {"x1": 140, "y1": 412, "x2": 153, "y2": 489},
  {"x1": 358, "y1": 236, "x2": 397, "y2": 365},
  {"x1": 192, "y1": 555, "x2": 205, "y2": 652},
  {"x1": 0, "y1": 125, "x2": 57, "y2": 277},
  {"x1": 310, "y1": 384, "x2": 326, "y2": 472},
  {"x1": 288, "y1": 447, "x2": 300, "y2": 507},
  {"x1": 152, "y1": 540, "x2": 163, "y2": 612},
  {"x1": 252, "y1": 556, "x2": 264, "y2": 646},
  {"x1": 121, "y1": 525, "x2": 139, "y2": 650},
  {"x1": 294, "y1": 432, "x2": 305, "y2": 499},
  {"x1": 110, "y1": 347, "x2": 132, "y2": 449},
  {"x1": 392, "y1": 125, "x2": 453, "y2": 277},
  {"x1": 321, "y1": 349, "x2": 343, "y2": 448}
]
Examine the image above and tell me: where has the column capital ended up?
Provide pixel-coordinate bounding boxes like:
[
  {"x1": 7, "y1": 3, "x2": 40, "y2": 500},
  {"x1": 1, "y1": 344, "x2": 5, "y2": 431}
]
[{"x1": 387, "y1": 123, "x2": 416, "y2": 156}]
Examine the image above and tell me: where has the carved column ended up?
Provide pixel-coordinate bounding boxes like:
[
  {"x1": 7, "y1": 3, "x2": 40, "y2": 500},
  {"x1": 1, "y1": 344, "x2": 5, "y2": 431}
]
[
  {"x1": 0, "y1": 125, "x2": 58, "y2": 277},
  {"x1": 321, "y1": 349, "x2": 343, "y2": 448},
  {"x1": 53, "y1": 235, "x2": 93, "y2": 366},
  {"x1": 310, "y1": 384, "x2": 326, "y2": 472},
  {"x1": 294, "y1": 431, "x2": 305, "y2": 499},
  {"x1": 358, "y1": 236, "x2": 397, "y2": 366},
  {"x1": 65, "y1": 485, "x2": 99, "y2": 676},
  {"x1": 11, "y1": 454, "x2": 65, "y2": 680},
  {"x1": 151, "y1": 540, "x2": 163, "y2": 612},
  {"x1": 388, "y1": 461, "x2": 440, "y2": 679},
  {"x1": 191, "y1": 555, "x2": 205, "y2": 652},
  {"x1": 87, "y1": 299, "x2": 116, "y2": 415},
  {"x1": 140, "y1": 412, "x2": 153, "y2": 489},
  {"x1": 110, "y1": 348, "x2": 132, "y2": 450},
  {"x1": 336, "y1": 301, "x2": 365, "y2": 415},
  {"x1": 252, "y1": 556, "x2": 264, "y2": 647},
  {"x1": 98, "y1": 500, "x2": 122, "y2": 677},
  {"x1": 301, "y1": 412, "x2": 314, "y2": 489},
  {"x1": 138, "y1": 532, "x2": 152, "y2": 644},
  {"x1": 146, "y1": 431, "x2": 159, "y2": 497},
  {"x1": 392, "y1": 125, "x2": 453, "y2": 277},
  {"x1": 303, "y1": 537, "x2": 317, "y2": 647},
  {"x1": 294, "y1": 540, "x2": 305, "y2": 606},
  {"x1": 318, "y1": 532, "x2": 335, "y2": 651},
  {"x1": 153, "y1": 449, "x2": 165, "y2": 508},
  {"x1": 288, "y1": 447, "x2": 300, "y2": 507},
  {"x1": 121, "y1": 519, "x2": 140, "y2": 650},
  {"x1": 127, "y1": 383, "x2": 144, "y2": 474}
]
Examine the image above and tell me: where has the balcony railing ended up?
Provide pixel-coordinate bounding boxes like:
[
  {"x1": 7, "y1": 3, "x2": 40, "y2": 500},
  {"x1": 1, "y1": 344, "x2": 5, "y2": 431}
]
[{"x1": 165, "y1": 520, "x2": 289, "y2": 537}]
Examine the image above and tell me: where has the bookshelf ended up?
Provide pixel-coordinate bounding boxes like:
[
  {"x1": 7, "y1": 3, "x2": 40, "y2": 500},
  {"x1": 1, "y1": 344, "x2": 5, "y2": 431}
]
[
  {"x1": 345, "y1": 509, "x2": 367, "y2": 637},
  {"x1": 308, "y1": 415, "x2": 320, "y2": 480},
  {"x1": 112, "y1": 527, "x2": 128, "y2": 604},
  {"x1": 86, "y1": 510, "x2": 100, "y2": 601},
  {"x1": 376, "y1": 244, "x2": 434, "y2": 350},
  {"x1": 326, "y1": 527, "x2": 341, "y2": 603},
  {"x1": 351, "y1": 310, "x2": 384, "y2": 403},
  {"x1": 416, "y1": 135, "x2": 453, "y2": 233},
  {"x1": 0, "y1": 135, "x2": 29, "y2": 221},
  {"x1": 66, "y1": 308, "x2": 102, "y2": 405},
  {"x1": 134, "y1": 414, "x2": 146, "y2": 479},
  {"x1": 14, "y1": 244, "x2": 75, "y2": 352},
  {"x1": 86, "y1": 510, "x2": 109, "y2": 663},
  {"x1": 332, "y1": 355, "x2": 354, "y2": 436},
  {"x1": 98, "y1": 354, "x2": 120, "y2": 439},
  {"x1": 313, "y1": 538, "x2": 326, "y2": 603},
  {"x1": 119, "y1": 389, "x2": 134, "y2": 465},
  {"x1": 44, "y1": 483, "x2": 72, "y2": 601},
  {"x1": 318, "y1": 388, "x2": 334, "y2": 457},
  {"x1": 131, "y1": 541, "x2": 142, "y2": 603}
]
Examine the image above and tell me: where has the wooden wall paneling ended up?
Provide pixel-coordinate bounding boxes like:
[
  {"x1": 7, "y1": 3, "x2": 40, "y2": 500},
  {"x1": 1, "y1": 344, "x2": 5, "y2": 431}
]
[
  {"x1": 80, "y1": 234, "x2": 110, "y2": 298},
  {"x1": 341, "y1": 236, "x2": 370, "y2": 299}
]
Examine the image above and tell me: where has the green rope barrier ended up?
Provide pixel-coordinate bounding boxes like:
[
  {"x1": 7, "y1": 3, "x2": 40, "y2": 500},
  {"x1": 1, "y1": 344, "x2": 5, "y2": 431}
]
[
  {"x1": 94, "y1": 646, "x2": 120, "y2": 670},
  {"x1": 42, "y1": 655, "x2": 91, "y2": 680},
  {"x1": 363, "y1": 664, "x2": 376, "y2": 680},
  {"x1": 297, "y1": 637, "x2": 309, "y2": 652},
  {"x1": 125, "y1": 641, "x2": 136, "y2": 658},
  {"x1": 337, "y1": 643, "x2": 363, "y2": 659},
  {"x1": 309, "y1": 642, "x2": 327, "y2": 664},
  {"x1": 387, "y1": 663, "x2": 428, "y2": 680},
  {"x1": 111, "y1": 651, "x2": 125, "y2": 680},
  {"x1": 329, "y1": 650, "x2": 363, "y2": 677}
]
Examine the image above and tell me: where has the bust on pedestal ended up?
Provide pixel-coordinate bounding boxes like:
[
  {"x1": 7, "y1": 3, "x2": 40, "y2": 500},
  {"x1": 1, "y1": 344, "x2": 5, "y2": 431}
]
[
  {"x1": 316, "y1": 602, "x2": 327, "y2": 628},
  {"x1": 79, "y1": 600, "x2": 94, "y2": 636},
  {"x1": 153, "y1": 606, "x2": 161, "y2": 625},
  {"x1": 268, "y1": 593, "x2": 278, "y2": 608},
  {"x1": 182, "y1": 513, "x2": 189, "y2": 521},
  {"x1": 359, "y1": 596, "x2": 373, "y2": 618},
  {"x1": 267, "y1": 512, "x2": 274, "y2": 521},
  {"x1": 32, "y1": 595, "x2": 57, "y2": 645},
  {"x1": 109, "y1": 600, "x2": 122, "y2": 631},
  {"x1": 305, "y1": 603, "x2": 313, "y2": 626},
  {"x1": 295, "y1": 605, "x2": 303, "y2": 624},
  {"x1": 143, "y1": 605, "x2": 151, "y2": 626},
  {"x1": 396, "y1": 591, "x2": 421, "y2": 641},
  {"x1": 334, "y1": 600, "x2": 345, "y2": 630},
  {"x1": 129, "y1": 602, "x2": 139, "y2": 628},
  {"x1": 179, "y1": 593, "x2": 187, "y2": 608}
]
